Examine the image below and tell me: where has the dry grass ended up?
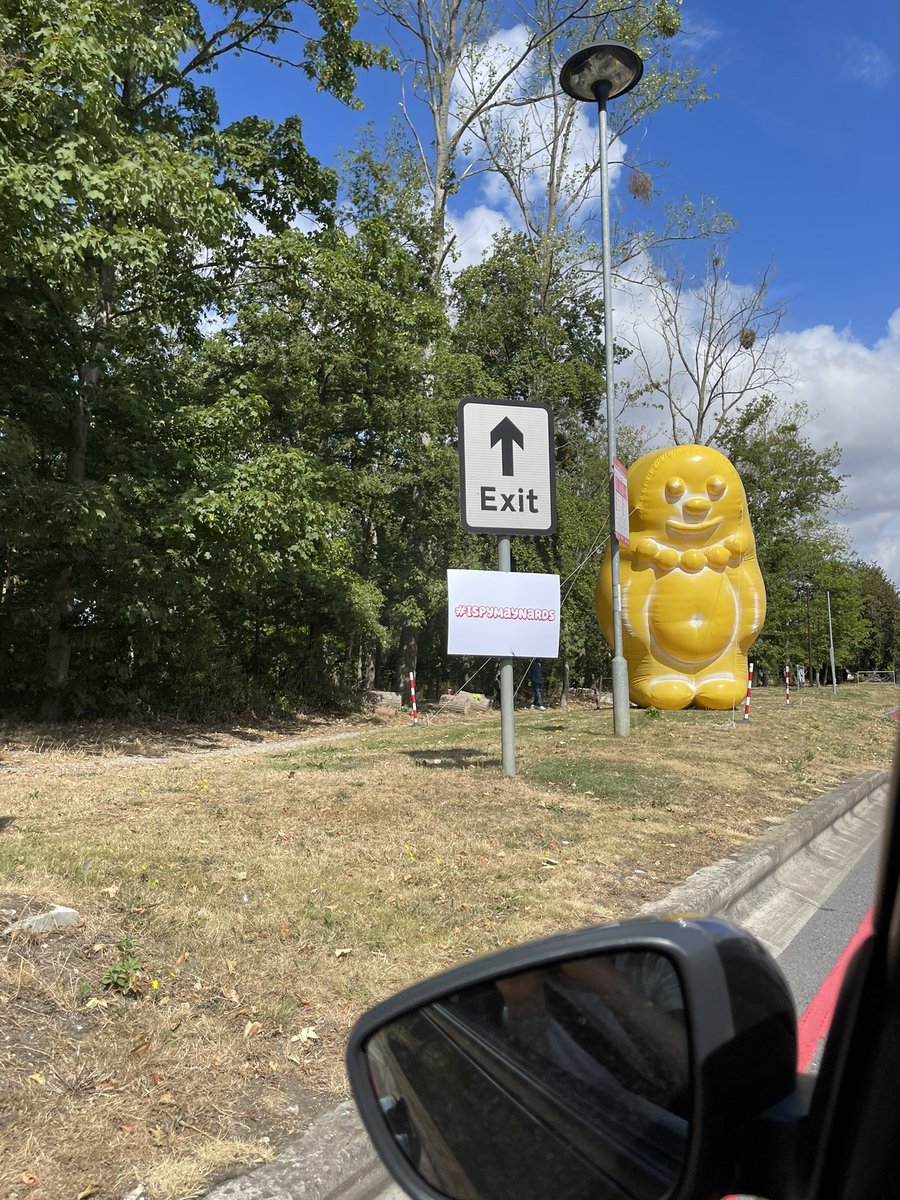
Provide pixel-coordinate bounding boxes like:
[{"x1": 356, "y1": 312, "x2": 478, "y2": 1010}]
[
  {"x1": 0, "y1": 712, "x2": 380, "y2": 766},
  {"x1": 1, "y1": 686, "x2": 898, "y2": 1200}
]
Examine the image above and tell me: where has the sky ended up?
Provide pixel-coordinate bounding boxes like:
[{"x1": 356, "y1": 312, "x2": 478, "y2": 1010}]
[{"x1": 204, "y1": 0, "x2": 900, "y2": 584}]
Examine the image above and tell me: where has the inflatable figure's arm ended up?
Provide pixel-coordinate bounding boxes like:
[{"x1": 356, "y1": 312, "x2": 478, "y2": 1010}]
[
  {"x1": 735, "y1": 557, "x2": 767, "y2": 650},
  {"x1": 597, "y1": 551, "x2": 649, "y2": 654}
]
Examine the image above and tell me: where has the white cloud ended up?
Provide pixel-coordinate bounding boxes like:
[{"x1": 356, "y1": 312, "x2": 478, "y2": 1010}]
[
  {"x1": 446, "y1": 203, "x2": 512, "y2": 272},
  {"x1": 676, "y1": 17, "x2": 722, "y2": 55},
  {"x1": 781, "y1": 313, "x2": 900, "y2": 584},
  {"x1": 617, "y1": 277, "x2": 900, "y2": 585},
  {"x1": 840, "y1": 38, "x2": 896, "y2": 89}
]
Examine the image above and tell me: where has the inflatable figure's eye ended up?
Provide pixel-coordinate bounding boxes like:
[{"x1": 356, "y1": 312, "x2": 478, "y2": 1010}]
[
  {"x1": 666, "y1": 477, "x2": 686, "y2": 501},
  {"x1": 707, "y1": 475, "x2": 726, "y2": 499}
]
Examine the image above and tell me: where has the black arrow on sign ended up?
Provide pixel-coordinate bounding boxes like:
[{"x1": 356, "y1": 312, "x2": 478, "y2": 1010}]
[{"x1": 490, "y1": 417, "x2": 524, "y2": 476}]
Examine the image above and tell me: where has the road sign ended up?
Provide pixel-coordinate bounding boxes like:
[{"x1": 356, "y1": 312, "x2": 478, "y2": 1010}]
[{"x1": 457, "y1": 398, "x2": 556, "y2": 536}]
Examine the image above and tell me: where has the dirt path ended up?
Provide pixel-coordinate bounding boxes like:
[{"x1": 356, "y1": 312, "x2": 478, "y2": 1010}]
[
  {"x1": 2, "y1": 729, "x2": 369, "y2": 772},
  {"x1": 0, "y1": 713, "x2": 418, "y2": 773}
]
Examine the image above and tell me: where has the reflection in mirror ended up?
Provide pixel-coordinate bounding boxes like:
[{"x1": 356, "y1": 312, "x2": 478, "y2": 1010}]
[{"x1": 364, "y1": 950, "x2": 690, "y2": 1200}]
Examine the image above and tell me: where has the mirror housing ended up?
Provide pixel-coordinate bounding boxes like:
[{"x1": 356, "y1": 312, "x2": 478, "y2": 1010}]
[{"x1": 347, "y1": 917, "x2": 800, "y2": 1200}]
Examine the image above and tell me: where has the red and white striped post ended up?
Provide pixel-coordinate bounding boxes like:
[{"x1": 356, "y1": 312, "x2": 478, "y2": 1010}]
[
  {"x1": 784, "y1": 665, "x2": 791, "y2": 706},
  {"x1": 742, "y1": 662, "x2": 754, "y2": 721},
  {"x1": 409, "y1": 671, "x2": 419, "y2": 725}
]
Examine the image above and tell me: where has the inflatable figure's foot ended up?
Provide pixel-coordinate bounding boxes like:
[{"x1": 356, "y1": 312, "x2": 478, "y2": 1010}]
[
  {"x1": 632, "y1": 678, "x2": 695, "y2": 711},
  {"x1": 695, "y1": 678, "x2": 746, "y2": 710}
]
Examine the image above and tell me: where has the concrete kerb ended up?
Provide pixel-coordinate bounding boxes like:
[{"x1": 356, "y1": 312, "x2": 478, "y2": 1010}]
[
  {"x1": 203, "y1": 1099, "x2": 405, "y2": 1200},
  {"x1": 640, "y1": 769, "x2": 890, "y2": 920}
]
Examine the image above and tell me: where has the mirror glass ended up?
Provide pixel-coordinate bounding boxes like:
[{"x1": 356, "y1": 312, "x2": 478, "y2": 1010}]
[{"x1": 363, "y1": 950, "x2": 690, "y2": 1200}]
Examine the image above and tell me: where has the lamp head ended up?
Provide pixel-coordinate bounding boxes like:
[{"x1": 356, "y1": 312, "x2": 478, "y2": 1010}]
[{"x1": 559, "y1": 41, "x2": 644, "y2": 102}]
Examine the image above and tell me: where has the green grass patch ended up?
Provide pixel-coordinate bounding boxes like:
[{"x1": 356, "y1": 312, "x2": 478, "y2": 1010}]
[
  {"x1": 267, "y1": 746, "x2": 365, "y2": 772},
  {"x1": 527, "y1": 756, "x2": 676, "y2": 807}
]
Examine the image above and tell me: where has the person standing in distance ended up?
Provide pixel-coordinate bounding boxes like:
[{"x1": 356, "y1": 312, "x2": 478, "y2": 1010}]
[{"x1": 528, "y1": 660, "x2": 545, "y2": 710}]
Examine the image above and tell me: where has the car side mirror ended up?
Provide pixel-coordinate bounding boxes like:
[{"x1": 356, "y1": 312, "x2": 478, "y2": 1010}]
[{"x1": 347, "y1": 918, "x2": 801, "y2": 1200}]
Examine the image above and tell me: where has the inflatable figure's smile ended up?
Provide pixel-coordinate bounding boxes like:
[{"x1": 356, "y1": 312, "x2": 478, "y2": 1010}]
[{"x1": 666, "y1": 517, "x2": 722, "y2": 536}]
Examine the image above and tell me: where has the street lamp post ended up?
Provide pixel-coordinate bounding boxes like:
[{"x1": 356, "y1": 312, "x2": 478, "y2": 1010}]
[
  {"x1": 560, "y1": 42, "x2": 643, "y2": 738},
  {"x1": 826, "y1": 589, "x2": 838, "y2": 694},
  {"x1": 794, "y1": 579, "x2": 814, "y2": 686}
]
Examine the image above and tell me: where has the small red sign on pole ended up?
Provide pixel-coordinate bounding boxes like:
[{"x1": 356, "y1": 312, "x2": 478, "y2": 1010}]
[{"x1": 613, "y1": 458, "x2": 630, "y2": 547}]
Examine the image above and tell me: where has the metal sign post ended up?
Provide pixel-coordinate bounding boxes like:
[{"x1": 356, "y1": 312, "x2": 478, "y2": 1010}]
[
  {"x1": 456, "y1": 398, "x2": 558, "y2": 779},
  {"x1": 497, "y1": 537, "x2": 515, "y2": 777}
]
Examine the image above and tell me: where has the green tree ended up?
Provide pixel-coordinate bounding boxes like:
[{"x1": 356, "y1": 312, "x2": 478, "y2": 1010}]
[
  {"x1": 852, "y1": 562, "x2": 900, "y2": 676},
  {"x1": 716, "y1": 396, "x2": 868, "y2": 681},
  {"x1": 0, "y1": 0, "x2": 388, "y2": 717},
  {"x1": 173, "y1": 141, "x2": 480, "y2": 707},
  {"x1": 451, "y1": 231, "x2": 612, "y2": 422}
]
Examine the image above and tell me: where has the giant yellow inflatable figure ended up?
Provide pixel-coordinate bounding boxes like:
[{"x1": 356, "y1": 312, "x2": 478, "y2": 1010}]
[{"x1": 596, "y1": 445, "x2": 766, "y2": 711}]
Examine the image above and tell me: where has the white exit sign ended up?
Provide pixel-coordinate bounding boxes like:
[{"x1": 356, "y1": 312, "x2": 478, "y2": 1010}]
[{"x1": 457, "y1": 398, "x2": 557, "y2": 536}]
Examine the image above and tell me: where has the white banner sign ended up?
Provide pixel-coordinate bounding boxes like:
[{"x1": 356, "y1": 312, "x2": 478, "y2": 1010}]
[{"x1": 447, "y1": 570, "x2": 561, "y2": 657}]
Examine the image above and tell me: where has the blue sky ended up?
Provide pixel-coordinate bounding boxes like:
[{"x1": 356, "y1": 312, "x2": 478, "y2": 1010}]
[
  {"x1": 639, "y1": 2, "x2": 900, "y2": 345},
  {"x1": 204, "y1": 0, "x2": 900, "y2": 581}
]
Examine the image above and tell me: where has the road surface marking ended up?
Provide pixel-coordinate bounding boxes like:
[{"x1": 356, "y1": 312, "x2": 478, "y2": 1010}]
[{"x1": 797, "y1": 905, "x2": 874, "y2": 1072}]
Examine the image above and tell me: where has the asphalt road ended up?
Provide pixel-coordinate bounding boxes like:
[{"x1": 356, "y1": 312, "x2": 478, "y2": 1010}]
[
  {"x1": 725, "y1": 779, "x2": 887, "y2": 1062},
  {"x1": 778, "y1": 838, "x2": 880, "y2": 1016}
]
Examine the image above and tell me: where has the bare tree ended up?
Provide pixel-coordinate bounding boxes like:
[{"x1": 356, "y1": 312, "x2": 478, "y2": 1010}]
[
  {"x1": 469, "y1": 0, "x2": 708, "y2": 255},
  {"x1": 374, "y1": 0, "x2": 568, "y2": 283},
  {"x1": 374, "y1": 0, "x2": 709, "y2": 287},
  {"x1": 626, "y1": 251, "x2": 792, "y2": 446}
]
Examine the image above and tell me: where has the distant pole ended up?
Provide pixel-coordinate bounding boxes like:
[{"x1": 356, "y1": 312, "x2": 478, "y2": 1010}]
[
  {"x1": 409, "y1": 671, "x2": 419, "y2": 724},
  {"x1": 498, "y1": 536, "x2": 516, "y2": 777},
  {"x1": 785, "y1": 665, "x2": 791, "y2": 706},
  {"x1": 826, "y1": 590, "x2": 838, "y2": 695}
]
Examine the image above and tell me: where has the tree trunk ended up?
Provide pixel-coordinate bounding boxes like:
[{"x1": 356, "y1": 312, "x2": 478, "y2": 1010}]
[
  {"x1": 39, "y1": 370, "x2": 92, "y2": 722},
  {"x1": 39, "y1": 255, "x2": 112, "y2": 722},
  {"x1": 395, "y1": 626, "x2": 419, "y2": 703},
  {"x1": 306, "y1": 622, "x2": 329, "y2": 696},
  {"x1": 357, "y1": 642, "x2": 376, "y2": 690},
  {"x1": 39, "y1": 566, "x2": 75, "y2": 721},
  {"x1": 0, "y1": 569, "x2": 16, "y2": 702},
  {"x1": 251, "y1": 581, "x2": 263, "y2": 679}
]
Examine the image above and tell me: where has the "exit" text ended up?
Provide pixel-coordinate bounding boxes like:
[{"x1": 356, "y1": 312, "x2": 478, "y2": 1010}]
[{"x1": 480, "y1": 486, "x2": 540, "y2": 513}]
